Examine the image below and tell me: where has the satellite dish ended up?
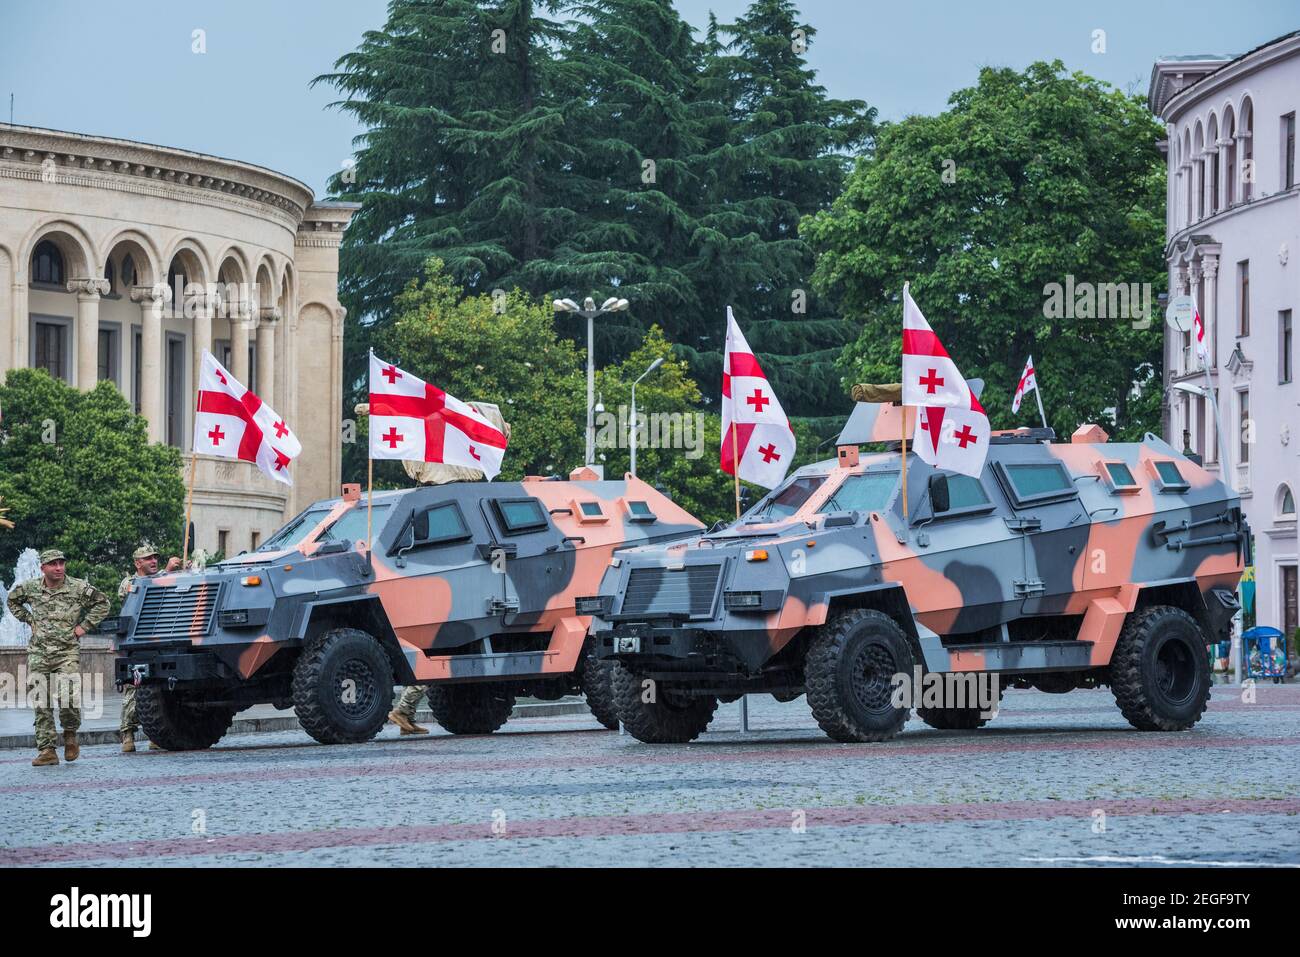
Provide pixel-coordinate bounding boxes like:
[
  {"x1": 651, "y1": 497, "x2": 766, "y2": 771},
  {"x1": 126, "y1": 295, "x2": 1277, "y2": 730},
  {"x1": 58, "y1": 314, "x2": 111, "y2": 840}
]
[{"x1": 1165, "y1": 294, "x2": 1195, "y2": 333}]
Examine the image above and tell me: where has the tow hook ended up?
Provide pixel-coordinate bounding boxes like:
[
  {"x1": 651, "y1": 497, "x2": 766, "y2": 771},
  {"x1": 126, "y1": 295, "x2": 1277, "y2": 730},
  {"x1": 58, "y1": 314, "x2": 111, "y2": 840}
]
[{"x1": 167, "y1": 676, "x2": 177, "y2": 691}]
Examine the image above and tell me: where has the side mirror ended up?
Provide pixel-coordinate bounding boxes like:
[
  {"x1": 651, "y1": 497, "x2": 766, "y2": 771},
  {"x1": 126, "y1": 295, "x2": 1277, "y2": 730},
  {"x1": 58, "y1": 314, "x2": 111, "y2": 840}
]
[{"x1": 929, "y1": 473, "x2": 951, "y2": 514}]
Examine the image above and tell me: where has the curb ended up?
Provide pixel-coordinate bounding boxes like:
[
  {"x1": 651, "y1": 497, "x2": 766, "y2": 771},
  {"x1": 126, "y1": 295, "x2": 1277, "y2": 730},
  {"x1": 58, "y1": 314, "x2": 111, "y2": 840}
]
[{"x1": 0, "y1": 701, "x2": 594, "y2": 751}]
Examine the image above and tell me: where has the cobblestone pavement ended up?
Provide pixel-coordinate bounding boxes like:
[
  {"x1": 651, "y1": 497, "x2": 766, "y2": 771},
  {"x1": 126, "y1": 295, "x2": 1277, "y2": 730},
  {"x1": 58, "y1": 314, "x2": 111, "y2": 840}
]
[{"x1": 2, "y1": 686, "x2": 1297, "y2": 867}]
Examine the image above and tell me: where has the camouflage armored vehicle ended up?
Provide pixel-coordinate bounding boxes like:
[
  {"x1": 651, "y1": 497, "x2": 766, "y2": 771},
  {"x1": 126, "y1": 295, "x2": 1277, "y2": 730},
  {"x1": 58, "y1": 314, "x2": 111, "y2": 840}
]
[
  {"x1": 584, "y1": 399, "x2": 1247, "y2": 743},
  {"x1": 110, "y1": 470, "x2": 702, "y2": 749}
]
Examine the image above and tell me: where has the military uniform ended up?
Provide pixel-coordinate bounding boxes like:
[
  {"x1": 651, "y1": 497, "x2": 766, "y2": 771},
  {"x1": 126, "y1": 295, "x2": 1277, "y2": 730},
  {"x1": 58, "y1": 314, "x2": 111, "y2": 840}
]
[
  {"x1": 7, "y1": 550, "x2": 109, "y2": 756},
  {"x1": 389, "y1": 685, "x2": 428, "y2": 734},
  {"x1": 118, "y1": 543, "x2": 168, "y2": 751}
]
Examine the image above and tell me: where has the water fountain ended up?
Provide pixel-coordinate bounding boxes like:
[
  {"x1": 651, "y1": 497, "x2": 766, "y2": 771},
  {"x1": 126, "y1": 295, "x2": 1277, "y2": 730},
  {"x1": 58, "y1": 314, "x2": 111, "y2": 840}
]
[{"x1": 0, "y1": 548, "x2": 41, "y2": 646}]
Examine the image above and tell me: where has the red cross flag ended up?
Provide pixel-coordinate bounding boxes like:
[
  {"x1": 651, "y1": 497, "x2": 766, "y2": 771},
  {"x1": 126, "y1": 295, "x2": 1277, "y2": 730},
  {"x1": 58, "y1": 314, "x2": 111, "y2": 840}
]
[
  {"x1": 721, "y1": 307, "x2": 795, "y2": 489},
  {"x1": 900, "y1": 284, "x2": 990, "y2": 479},
  {"x1": 901, "y1": 283, "x2": 969, "y2": 409},
  {"x1": 1192, "y1": 297, "x2": 1209, "y2": 363},
  {"x1": 368, "y1": 353, "x2": 508, "y2": 479},
  {"x1": 1011, "y1": 355, "x2": 1038, "y2": 413},
  {"x1": 194, "y1": 350, "x2": 301, "y2": 485}
]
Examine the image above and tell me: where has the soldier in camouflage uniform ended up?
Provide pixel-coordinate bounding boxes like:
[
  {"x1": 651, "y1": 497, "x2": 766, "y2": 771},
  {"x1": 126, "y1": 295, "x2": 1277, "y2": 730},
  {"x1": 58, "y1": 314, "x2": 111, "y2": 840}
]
[
  {"x1": 7, "y1": 549, "x2": 110, "y2": 766},
  {"x1": 389, "y1": 685, "x2": 429, "y2": 735},
  {"x1": 118, "y1": 543, "x2": 181, "y2": 752}
]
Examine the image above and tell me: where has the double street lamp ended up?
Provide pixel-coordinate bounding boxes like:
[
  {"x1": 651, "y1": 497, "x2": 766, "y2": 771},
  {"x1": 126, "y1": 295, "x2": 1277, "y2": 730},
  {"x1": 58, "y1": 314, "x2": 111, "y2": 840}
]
[{"x1": 553, "y1": 295, "x2": 629, "y2": 469}]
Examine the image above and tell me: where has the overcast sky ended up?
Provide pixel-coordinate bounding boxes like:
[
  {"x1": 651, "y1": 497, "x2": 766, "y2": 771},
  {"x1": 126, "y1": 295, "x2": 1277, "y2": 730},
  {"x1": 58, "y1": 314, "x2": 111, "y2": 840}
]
[{"x1": 2, "y1": 1, "x2": 1295, "y2": 196}]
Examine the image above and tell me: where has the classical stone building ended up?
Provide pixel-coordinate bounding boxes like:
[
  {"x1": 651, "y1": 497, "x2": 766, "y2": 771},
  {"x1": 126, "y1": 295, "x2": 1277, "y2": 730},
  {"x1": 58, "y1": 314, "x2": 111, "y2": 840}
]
[
  {"x1": 1149, "y1": 32, "x2": 1299, "y2": 640},
  {"x1": 0, "y1": 124, "x2": 357, "y2": 558}
]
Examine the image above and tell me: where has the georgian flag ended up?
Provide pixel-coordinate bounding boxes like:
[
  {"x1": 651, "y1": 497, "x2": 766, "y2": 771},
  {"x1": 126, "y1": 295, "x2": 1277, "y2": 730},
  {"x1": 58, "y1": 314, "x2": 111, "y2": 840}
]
[
  {"x1": 721, "y1": 307, "x2": 795, "y2": 489},
  {"x1": 1192, "y1": 298, "x2": 1209, "y2": 362},
  {"x1": 1011, "y1": 355, "x2": 1038, "y2": 413},
  {"x1": 901, "y1": 283, "x2": 969, "y2": 409},
  {"x1": 900, "y1": 284, "x2": 990, "y2": 479},
  {"x1": 368, "y1": 353, "x2": 508, "y2": 479},
  {"x1": 194, "y1": 350, "x2": 301, "y2": 485}
]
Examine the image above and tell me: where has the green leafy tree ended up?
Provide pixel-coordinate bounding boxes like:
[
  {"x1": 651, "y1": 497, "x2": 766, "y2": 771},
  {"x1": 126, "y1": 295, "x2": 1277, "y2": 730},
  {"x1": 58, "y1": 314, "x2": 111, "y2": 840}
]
[
  {"x1": 805, "y1": 61, "x2": 1166, "y2": 440},
  {"x1": 0, "y1": 370, "x2": 184, "y2": 602},
  {"x1": 690, "y1": 0, "x2": 875, "y2": 429}
]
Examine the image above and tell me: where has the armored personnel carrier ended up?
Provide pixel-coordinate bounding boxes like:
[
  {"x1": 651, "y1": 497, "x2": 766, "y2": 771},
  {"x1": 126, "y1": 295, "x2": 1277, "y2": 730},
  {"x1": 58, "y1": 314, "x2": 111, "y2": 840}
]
[
  {"x1": 584, "y1": 398, "x2": 1247, "y2": 743},
  {"x1": 110, "y1": 470, "x2": 703, "y2": 749}
]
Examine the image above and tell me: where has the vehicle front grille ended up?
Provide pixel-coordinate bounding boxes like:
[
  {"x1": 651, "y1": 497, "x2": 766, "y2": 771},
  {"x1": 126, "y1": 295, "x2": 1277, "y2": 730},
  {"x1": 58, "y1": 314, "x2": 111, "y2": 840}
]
[
  {"x1": 620, "y1": 564, "x2": 721, "y2": 618},
  {"x1": 133, "y1": 582, "x2": 221, "y2": 639}
]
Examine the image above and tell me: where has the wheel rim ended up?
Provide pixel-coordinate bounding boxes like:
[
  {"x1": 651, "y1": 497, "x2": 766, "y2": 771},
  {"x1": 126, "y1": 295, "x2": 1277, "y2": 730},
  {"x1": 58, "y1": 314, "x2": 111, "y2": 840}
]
[
  {"x1": 849, "y1": 640, "x2": 898, "y2": 714},
  {"x1": 334, "y1": 656, "x2": 379, "y2": 718},
  {"x1": 1153, "y1": 636, "x2": 1196, "y2": 705}
]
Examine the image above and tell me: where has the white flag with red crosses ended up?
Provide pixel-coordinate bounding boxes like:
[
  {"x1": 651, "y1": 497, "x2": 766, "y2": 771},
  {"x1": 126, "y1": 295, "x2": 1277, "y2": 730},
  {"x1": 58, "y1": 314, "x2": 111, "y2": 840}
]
[
  {"x1": 721, "y1": 307, "x2": 796, "y2": 489},
  {"x1": 900, "y1": 284, "x2": 990, "y2": 479},
  {"x1": 1011, "y1": 355, "x2": 1037, "y2": 413},
  {"x1": 193, "y1": 350, "x2": 301, "y2": 485},
  {"x1": 1192, "y1": 297, "x2": 1209, "y2": 363},
  {"x1": 368, "y1": 353, "x2": 508, "y2": 480}
]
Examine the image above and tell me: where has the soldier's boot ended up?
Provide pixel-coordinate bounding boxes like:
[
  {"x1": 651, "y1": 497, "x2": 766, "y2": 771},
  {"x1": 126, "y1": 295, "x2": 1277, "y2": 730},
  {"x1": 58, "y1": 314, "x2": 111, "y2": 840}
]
[
  {"x1": 121, "y1": 733, "x2": 136, "y2": 753},
  {"x1": 32, "y1": 748, "x2": 59, "y2": 767},
  {"x1": 64, "y1": 731, "x2": 80, "y2": 762},
  {"x1": 388, "y1": 710, "x2": 429, "y2": 735}
]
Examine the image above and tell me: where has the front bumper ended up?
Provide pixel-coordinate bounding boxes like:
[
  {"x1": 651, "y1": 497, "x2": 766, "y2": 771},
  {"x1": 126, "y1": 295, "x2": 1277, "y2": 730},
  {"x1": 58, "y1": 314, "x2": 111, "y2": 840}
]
[
  {"x1": 114, "y1": 648, "x2": 232, "y2": 687},
  {"x1": 593, "y1": 620, "x2": 774, "y2": 673}
]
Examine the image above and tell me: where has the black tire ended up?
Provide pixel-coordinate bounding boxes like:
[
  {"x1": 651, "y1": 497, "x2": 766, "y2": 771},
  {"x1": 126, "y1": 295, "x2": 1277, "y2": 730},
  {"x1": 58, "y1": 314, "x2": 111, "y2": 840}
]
[
  {"x1": 581, "y1": 652, "x2": 620, "y2": 730},
  {"x1": 425, "y1": 684, "x2": 516, "y2": 735},
  {"x1": 916, "y1": 675, "x2": 1004, "y2": 730},
  {"x1": 292, "y1": 627, "x2": 394, "y2": 744},
  {"x1": 1111, "y1": 605, "x2": 1211, "y2": 731},
  {"x1": 135, "y1": 685, "x2": 236, "y2": 751},
  {"x1": 805, "y1": 608, "x2": 913, "y2": 743},
  {"x1": 610, "y1": 663, "x2": 718, "y2": 743}
]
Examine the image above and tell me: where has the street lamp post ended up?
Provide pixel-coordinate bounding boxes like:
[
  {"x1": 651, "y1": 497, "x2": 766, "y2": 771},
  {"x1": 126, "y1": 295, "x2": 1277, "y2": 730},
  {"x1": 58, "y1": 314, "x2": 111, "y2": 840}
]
[
  {"x1": 553, "y1": 295, "x2": 629, "y2": 470},
  {"x1": 629, "y1": 357, "x2": 664, "y2": 477}
]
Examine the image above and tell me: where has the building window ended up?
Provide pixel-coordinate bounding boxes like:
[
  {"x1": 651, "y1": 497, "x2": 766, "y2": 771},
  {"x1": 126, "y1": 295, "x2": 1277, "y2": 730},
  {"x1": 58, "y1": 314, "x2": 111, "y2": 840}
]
[
  {"x1": 1282, "y1": 310, "x2": 1294, "y2": 384},
  {"x1": 166, "y1": 334, "x2": 186, "y2": 448},
  {"x1": 1279, "y1": 485, "x2": 1296, "y2": 521},
  {"x1": 1242, "y1": 100, "x2": 1254, "y2": 201},
  {"x1": 1238, "y1": 389, "x2": 1250, "y2": 465},
  {"x1": 217, "y1": 530, "x2": 229, "y2": 559},
  {"x1": 1238, "y1": 261, "x2": 1250, "y2": 336},
  {"x1": 250, "y1": 531, "x2": 261, "y2": 551},
  {"x1": 97, "y1": 326, "x2": 118, "y2": 384},
  {"x1": 1283, "y1": 112, "x2": 1296, "y2": 190},
  {"x1": 32, "y1": 317, "x2": 70, "y2": 381},
  {"x1": 122, "y1": 254, "x2": 138, "y2": 290},
  {"x1": 31, "y1": 241, "x2": 65, "y2": 287},
  {"x1": 132, "y1": 330, "x2": 142, "y2": 414},
  {"x1": 1210, "y1": 144, "x2": 1220, "y2": 212}
]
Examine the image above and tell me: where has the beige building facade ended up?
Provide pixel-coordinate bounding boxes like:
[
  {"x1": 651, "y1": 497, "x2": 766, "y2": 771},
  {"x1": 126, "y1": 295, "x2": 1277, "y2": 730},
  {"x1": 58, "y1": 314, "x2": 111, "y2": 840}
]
[{"x1": 0, "y1": 124, "x2": 356, "y2": 558}]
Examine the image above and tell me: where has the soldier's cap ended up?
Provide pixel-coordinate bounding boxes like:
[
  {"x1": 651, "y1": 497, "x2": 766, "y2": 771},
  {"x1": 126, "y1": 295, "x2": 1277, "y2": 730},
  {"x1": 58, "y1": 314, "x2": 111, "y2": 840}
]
[
  {"x1": 133, "y1": 543, "x2": 162, "y2": 561},
  {"x1": 39, "y1": 548, "x2": 66, "y2": 565}
]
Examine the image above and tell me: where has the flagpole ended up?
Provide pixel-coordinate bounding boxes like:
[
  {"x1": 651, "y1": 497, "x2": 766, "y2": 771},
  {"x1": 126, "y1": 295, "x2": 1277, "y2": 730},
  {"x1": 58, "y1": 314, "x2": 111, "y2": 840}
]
[
  {"x1": 181, "y1": 451, "x2": 196, "y2": 566},
  {"x1": 900, "y1": 408, "x2": 909, "y2": 525},
  {"x1": 731, "y1": 419, "x2": 741, "y2": 519},
  {"x1": 1033, "y1": 382, "x2": 1049, "y2": 431},
  {"x1": 366, "y1": 348, "x2": 374, "y2": 561}
]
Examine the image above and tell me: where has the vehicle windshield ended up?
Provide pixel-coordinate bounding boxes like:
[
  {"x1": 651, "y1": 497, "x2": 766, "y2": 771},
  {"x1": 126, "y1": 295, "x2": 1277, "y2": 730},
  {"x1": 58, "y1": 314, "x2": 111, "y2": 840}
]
[
  {"x1": 319, "y1": 503, "x2": 392, "y2": 544},
  {"x1": 819, "y1": 471, "x2": 899, "y2": 514},
  {"x1": 744, "y1": 476, "x2": 826, "y2": 523},
  {"x1": 258, "y1": 507, "x2": 332, "y2": 552}
]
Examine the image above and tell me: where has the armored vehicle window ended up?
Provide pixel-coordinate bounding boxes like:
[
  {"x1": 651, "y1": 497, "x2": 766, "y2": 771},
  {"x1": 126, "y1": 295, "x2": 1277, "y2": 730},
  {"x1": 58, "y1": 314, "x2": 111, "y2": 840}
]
[
  {"x1": 260, "y1": 507, "x2": 330, "y2": 551},
  {"x1": 747, "y1": 476, "x2": 826, "y2": 522},
  {"x1": 819, "y1": 471, "x2": 898, "y2": 514},
  {"x1": 1104, "y1": 461, "x2": 1139, "y2": 490},
  {"x1": 320, "y1": 504, "x2": 391, "y2": 544},
  {"x1": 626, "y1": 500, "x2": 655, "y2": 522},
  {"x1": 1154, "y1": 461, "x2": 1189, "y2": 492},
  {"x1": 411, "y1": 503, "x2": 470, "y2": 546},
  {"x1": 999, "y1": 462, "x2": 1076, "y2": 506},
  {"x1": 579, "y1": 502, "x2": 604, "y2": 517},
  {"x1": 495, "y1": 498, "x2": 550, "y2": 534},
  {"x1": 946, "y1": 474, "x2": 990, "y2": 509}
]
